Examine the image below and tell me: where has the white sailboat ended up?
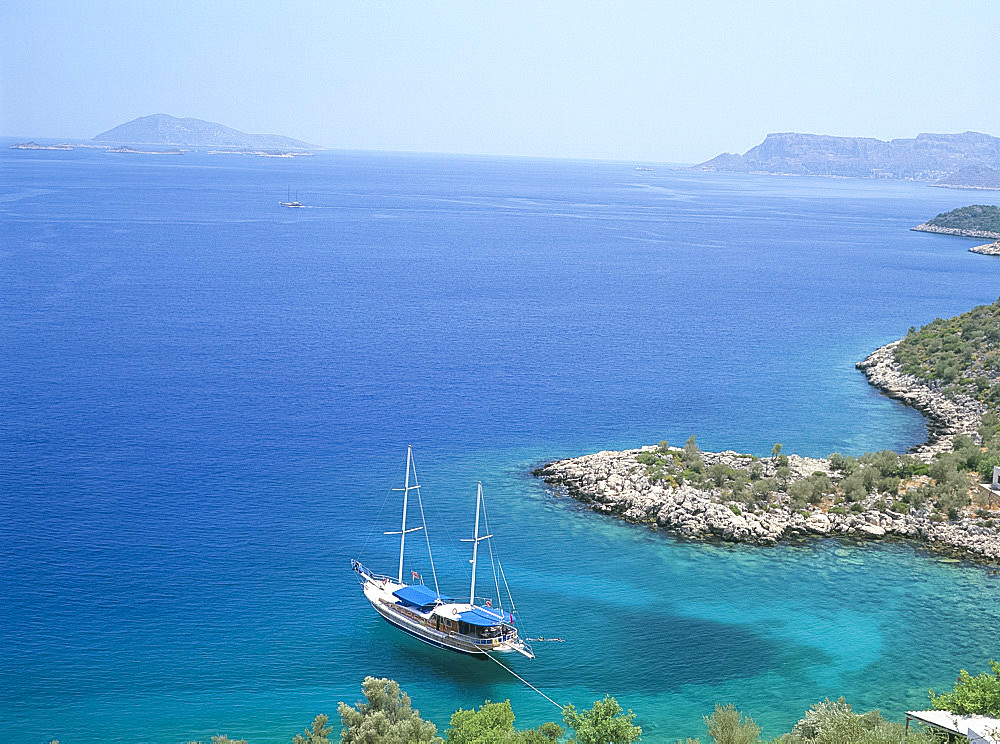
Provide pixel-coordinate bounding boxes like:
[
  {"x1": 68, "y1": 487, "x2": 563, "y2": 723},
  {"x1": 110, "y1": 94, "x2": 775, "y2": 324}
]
[
  {"x1": 352, "y1": 447, "x2": 535, "y2": 658},
  {"x1": 279, "y1": 186, "x2": 304, "y2": 207}
]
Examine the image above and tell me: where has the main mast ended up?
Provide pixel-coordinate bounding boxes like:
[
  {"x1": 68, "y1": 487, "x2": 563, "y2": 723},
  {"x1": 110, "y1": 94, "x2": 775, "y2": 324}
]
[
  {"x1": 462, "y1": 482, "x2": 492, "y2": 605},
  {"x1": 386, "y1": 445, "x2": 423, "y2": 584},
  {"x1": 398, "y1": 446, "x2": 412, "y2": 583}
]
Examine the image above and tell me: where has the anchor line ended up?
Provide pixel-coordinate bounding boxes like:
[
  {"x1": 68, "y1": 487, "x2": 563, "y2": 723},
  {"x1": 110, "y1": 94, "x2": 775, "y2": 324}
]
[{"x1": 483, "y1": 652, "x2": 563, "y2": 711}]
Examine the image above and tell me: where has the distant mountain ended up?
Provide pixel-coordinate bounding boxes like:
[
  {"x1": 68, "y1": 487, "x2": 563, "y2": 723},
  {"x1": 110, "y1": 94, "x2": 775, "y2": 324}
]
[
  {"x1": 935, "y1": 164, "x2": 1000, "y2": 190},
  {"x1": 693, "y1": 131, "x2": 1000, "y2": 187},
  {"x1": 93, "y1": 114, "x2": 317, "y2": 150}
]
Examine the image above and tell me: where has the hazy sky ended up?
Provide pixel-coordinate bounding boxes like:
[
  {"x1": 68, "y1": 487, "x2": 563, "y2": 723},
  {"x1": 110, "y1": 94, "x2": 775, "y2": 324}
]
[{"x1": 2, "y1": 1, "x2": 998, "y2": 162}]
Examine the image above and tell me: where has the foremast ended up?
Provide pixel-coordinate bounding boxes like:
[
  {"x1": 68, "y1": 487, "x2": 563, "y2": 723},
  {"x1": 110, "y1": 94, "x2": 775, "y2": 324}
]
[{"x1": 383, "y1": 445, "x2": 440, "y2": 596}]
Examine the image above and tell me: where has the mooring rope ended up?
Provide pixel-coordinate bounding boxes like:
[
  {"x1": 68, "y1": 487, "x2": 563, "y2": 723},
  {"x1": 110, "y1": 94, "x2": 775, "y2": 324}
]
[{"x1": 483, "y1": 652, "x2": 564, "y2": 711}]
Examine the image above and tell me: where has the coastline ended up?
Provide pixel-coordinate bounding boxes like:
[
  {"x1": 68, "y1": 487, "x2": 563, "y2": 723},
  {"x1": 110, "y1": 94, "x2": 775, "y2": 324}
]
[
  {"x1": 533, "y1": 339, "x2": 1000, "y2": 561},
  {"x1": 911, "y1": 223, "x2": 1000, "y2": 240},
  {"x1": 970, "y1": 241, "x2": 1000, "y2": 256}
]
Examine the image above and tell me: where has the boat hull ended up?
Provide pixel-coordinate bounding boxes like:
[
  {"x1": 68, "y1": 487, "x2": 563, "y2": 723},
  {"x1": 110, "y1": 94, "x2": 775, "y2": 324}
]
[
  {"x1": 353, "y1": 562, "x2": 532, "y2": 658},
  {"x1": 371, "y1": 598, "x2": 487, "y2": 657}
]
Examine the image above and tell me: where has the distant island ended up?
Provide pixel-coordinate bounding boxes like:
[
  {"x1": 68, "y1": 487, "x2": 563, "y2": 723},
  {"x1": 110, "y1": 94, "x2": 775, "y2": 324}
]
[
  {"x1": 693, "y1": 131, "x2": 1000, "y2": 189},
  {"x1": 913, "y1": 205, "x2": 1000, "y2": 256},
  {"x1": 93, "y1": 114, "x2": 318, "y2": 150}
]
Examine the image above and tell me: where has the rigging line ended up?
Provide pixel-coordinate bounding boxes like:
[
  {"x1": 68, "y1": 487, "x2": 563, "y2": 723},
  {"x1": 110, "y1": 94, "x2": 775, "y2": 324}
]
[
  {"x1": 481, "y1": 496, "x2": 504, "y2": 613},
  {"x1": 356, "y1": 455, "x2": 407, "y2": 560},
  {"x1": 498, "y1": 560, "x2": 517, "y2": 615},
  {"x1": 484, "y1": 653, "x2": 563, "y2": 711},
  {"x1": 410, "y1": 454, "x2": 441, "y2": 598}
]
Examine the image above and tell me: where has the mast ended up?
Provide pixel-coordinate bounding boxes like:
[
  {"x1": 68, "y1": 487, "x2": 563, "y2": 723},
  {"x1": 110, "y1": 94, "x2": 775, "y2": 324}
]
[
  {"x1": 470, "y1": 483, "x2": 482, "y2": 604},
  {"x1": 461, "y1": 482, "x2": 493, "y2": 605},
  {"x1": 384, "y1": 445, "x2": 423, "y2": 584},
  {"x1": 398, "y1": 446, "x2": 411, "y2": 583}
]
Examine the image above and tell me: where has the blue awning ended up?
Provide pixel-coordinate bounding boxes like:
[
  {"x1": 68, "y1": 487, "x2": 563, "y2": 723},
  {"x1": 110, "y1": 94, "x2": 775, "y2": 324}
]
[
  {"x1": 393, "y1": 584, "x2": 447, "y2": 608},
  {"x1": 458, "y1": 606, "x2": 504, "y2": 627}
]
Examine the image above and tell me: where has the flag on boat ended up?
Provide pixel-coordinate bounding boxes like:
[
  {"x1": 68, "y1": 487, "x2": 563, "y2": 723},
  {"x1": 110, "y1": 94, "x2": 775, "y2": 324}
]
[{"x1": 411, "y1": 570, "x2": 420, "y2": 581}]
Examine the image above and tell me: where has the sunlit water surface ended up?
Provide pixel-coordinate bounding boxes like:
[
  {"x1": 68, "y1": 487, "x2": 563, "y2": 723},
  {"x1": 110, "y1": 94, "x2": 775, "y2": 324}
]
[{"x1": 2, "y1": 146, "x2": 999, "y2": 742}]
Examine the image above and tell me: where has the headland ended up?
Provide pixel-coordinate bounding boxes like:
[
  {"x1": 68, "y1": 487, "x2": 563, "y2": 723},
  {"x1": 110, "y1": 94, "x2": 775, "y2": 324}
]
[{"x1": 534, "y1": 300, "x2": 1000, "y2": 561}]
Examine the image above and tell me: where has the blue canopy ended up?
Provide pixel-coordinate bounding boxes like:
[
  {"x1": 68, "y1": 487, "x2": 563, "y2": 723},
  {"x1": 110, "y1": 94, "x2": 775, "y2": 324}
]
[
  {"x1": 458, "y1": 606, "x2": 504, "y2": 627},
  {"x1": 393, "y1": 584, "x2": 447, "y2": 608}
]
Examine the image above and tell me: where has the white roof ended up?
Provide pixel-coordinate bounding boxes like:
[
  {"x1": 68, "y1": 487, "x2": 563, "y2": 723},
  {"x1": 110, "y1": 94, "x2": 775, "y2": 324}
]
[{"x1": 907, "y1": 710, "x2": 1000, "y2": 743}]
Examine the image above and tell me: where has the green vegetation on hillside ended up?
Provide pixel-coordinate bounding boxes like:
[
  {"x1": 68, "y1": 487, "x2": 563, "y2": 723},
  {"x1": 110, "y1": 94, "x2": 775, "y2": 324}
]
[
  {"x1": 895, "y1": 296, "x2": 1000, "y2": 406},
  {"x1": 633, "y1": 415, "x2": 1000, "y2": 523},
  {"x1": 927, "y1": 204, "x2": 1000, "y2": 233}
]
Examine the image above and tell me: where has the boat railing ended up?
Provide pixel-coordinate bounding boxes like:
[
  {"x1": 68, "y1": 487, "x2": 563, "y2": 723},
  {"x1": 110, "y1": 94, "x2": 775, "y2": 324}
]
[{"x1": 351, "y1": 559, "x2": 396, "y2": 585}]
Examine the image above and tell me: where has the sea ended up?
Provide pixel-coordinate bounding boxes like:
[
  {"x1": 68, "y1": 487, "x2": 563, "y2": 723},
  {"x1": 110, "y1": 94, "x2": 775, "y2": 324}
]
[{"x1": 2, "y1": 144, "x2": 999, "y2": 743}]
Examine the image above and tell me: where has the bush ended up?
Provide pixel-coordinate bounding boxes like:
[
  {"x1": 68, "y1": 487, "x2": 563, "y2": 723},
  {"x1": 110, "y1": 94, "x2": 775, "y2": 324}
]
[
  {"x1": 703, "y1": 704, "x2": 759, "y2": 744},
  {"x1": 930, "y1": 660, "x2": 1000, "y2": 717},
  {"x1": 338, "y1": 678, "x2": 442, "y2": 744},
  {"x1": 562, "y1": 695, "x2": 641, "y2": 744},
  {"x1": 781, "y1": 697, "x2": 933, "y2": 743}
]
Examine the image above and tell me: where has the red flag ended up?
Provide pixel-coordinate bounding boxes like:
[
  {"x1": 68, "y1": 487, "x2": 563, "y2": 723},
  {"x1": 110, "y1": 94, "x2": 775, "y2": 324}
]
[
  {"x1": 411, "y1": 570, "x2": 420, "y2": 581},
  {"x1": 485, "y1": 599, "x2": 492, "y2": 608}
]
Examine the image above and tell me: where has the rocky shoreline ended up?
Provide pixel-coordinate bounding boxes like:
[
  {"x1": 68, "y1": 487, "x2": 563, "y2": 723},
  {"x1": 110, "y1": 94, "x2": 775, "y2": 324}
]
[
  {"x1": 533, "y1": 342, "x2": 1000, "y2": 561},
  {"x1": 970, "y1": 241, "x2": 1000, "y2": 256},
  {"x1": 855, "y1": 341, "x2": 986, "y2": 459},
  {"x1": 911, "y1": 223, "x2": 1000, "y2": 240}
]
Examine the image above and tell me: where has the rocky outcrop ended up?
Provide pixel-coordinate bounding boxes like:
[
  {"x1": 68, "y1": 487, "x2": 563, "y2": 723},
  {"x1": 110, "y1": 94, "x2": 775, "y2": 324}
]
[
  {"x1": 531, "y1": 337, "x2": 998, "y2": 561},
  {"x1": 856, "y1": 341, "x2": 986, "y2": 459},
  {"x1": 534, "y1": 447, "x2": 1000, "y2": 561},
  {"x1": 911, "y1": 223, "x2": 1000, "y2": 240},
  {"x1": 970, "y1": 241, "x2": 1000, "y2": 256}
]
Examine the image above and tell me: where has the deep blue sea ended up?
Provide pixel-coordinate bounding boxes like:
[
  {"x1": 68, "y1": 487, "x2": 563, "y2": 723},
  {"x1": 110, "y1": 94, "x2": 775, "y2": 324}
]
[{"x1": 2, "y1": 144, "x2": 1000, "y2": 743}]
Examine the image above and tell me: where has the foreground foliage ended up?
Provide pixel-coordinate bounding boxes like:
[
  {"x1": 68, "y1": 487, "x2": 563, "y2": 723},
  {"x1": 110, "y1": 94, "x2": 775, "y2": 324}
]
[
  {"x1": 562, "y1": 695, "x2": 642, "y2": 744},
  {"x1": 446, "y1": 699, "x2": 563, "y2": 743},
  {"x1": 191, "y1": 661, "x2": 1000, "y2": 743},
  {"x1": 930, "y1": 659, "x2": 1000, "y2": 717},
  {"x1": 338, "y1": 677, "x2": 442, "y2": 743},
  {"x1": 679, "y1": 697, "x2": 937, "y2": 743}
]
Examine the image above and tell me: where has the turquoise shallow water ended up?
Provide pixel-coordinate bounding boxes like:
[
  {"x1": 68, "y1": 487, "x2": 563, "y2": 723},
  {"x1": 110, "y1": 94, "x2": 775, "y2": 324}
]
[{"x1": 1, "y1": 145, "x2": 999, "y2": 742}]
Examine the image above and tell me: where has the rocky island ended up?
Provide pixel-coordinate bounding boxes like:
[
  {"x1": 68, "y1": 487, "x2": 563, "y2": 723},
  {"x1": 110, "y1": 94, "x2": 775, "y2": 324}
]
[
  {"x1": 93, "y1": 114, "x2": 318, "y2": 151},
  {"x1": 693, "y1": 131, "x2": 1000, "y2": 188},
  {"x1": 534, "y1": 299, "x2": 1000, "y2": 561},
  {"x1": 912, "y1": 205, "x2": 1000, "y2": 256}
]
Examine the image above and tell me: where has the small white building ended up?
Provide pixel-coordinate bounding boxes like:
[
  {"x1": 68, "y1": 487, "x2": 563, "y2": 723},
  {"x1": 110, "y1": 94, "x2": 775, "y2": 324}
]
[{"x1": 906, "y1": 710, "x2": 1000, "y2": 743}]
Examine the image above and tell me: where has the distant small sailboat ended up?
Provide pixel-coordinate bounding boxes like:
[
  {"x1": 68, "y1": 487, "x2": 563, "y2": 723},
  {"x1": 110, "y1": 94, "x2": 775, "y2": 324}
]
[
  {"x1": 352, "y1": 446, "x2": 535, "y2": 659},
  {"x1": 279, "y1": 187, "x2": 304, "y2": 208}
]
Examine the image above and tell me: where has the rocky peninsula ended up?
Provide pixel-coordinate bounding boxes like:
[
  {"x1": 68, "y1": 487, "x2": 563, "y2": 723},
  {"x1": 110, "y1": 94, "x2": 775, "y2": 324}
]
[
  {"x1": 971, "y1": 241, "x2": 1000, "y2": 256},
  {"x1": 534, "y1": 301, "x2": 1000, "y2": 562}
]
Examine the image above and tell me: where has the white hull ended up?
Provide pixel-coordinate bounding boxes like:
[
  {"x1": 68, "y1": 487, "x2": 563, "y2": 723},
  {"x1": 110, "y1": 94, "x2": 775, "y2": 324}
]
[{"x1": 356, "y1": 568, "x2": 533, "y2": 658}]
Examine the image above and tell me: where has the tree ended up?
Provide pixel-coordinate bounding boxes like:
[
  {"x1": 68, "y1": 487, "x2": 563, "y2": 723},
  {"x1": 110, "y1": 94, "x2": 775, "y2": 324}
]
[
  {"x1": 293, "y1": 714, "x2": 332, "y2": 744},
  {"x1": 772, "y1": 443, "x2": 783, "y2": 461},
  {"x1": 563, "y1": 695, "x2": 641, "y2": 744},
  {"x1": 447, "y1": 700, "x2": 518, "y2": 744},
  {"x1": 781, "y1": 697, "x2": 934, "y2": 743},
  {"x1": 930, "y1": 659, "x2": 1000, "y2": 717},
  {"x1": 338, "y1": 677, "x2": 442, "y2": 744},
  {"x1": 446, "y1": 699, "x2": 562, "y2": 744},
  {"x1": 704, "y1": 704, "x2": 759, "y2": 744}
]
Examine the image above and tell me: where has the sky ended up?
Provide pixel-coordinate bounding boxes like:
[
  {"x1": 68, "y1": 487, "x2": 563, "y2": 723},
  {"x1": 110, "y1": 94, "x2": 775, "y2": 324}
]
[{"x1": 2, "y1": 0, "x2": 998, "y2": 162}]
